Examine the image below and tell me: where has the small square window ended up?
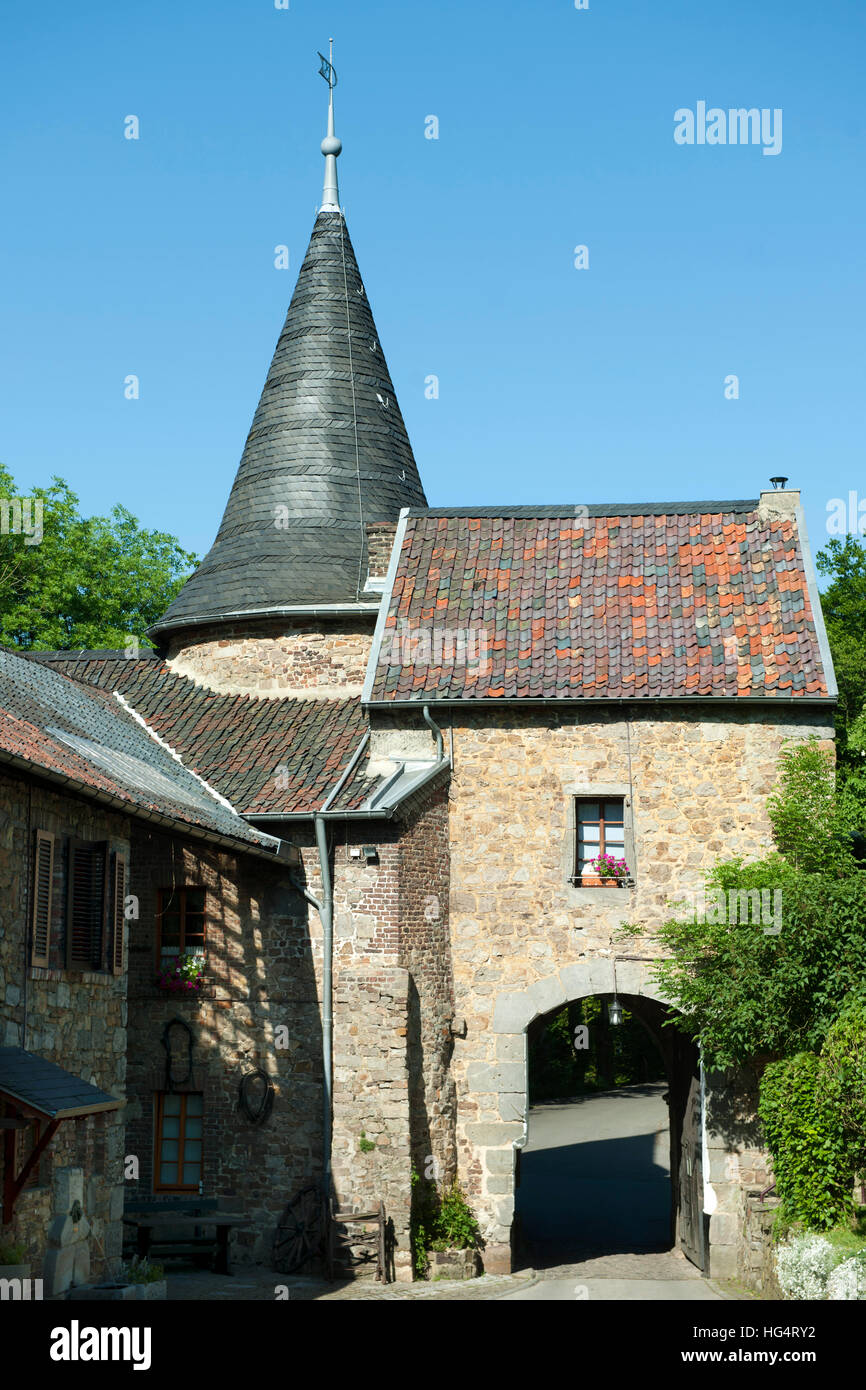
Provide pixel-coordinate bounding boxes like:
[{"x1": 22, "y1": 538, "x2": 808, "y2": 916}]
[{"x1": 573, "y1": 797, "x2": 629, "y2": 885}]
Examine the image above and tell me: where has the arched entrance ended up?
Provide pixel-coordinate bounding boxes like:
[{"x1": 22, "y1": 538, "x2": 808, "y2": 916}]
[
  {"x1": 484, "y1": 960, "x2": 705, "y2": 1273},
  {"x1": 515, "y1": 991, "x2": 699, "y2": 1269}
]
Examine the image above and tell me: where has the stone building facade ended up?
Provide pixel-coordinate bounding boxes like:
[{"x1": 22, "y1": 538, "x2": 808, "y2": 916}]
[
  {"x1": 435, "y1": 705, "x2": 834, "y2": 1275},
  {"x1": 2, "y1": 99, "x2": 840, "y2": 1295},
  {"x1": 0, "y1": 648, "x2": 292, "y2": 1292},
  {"x1": 0, "y1": 767, "x2": 127, "y2": 1290}
]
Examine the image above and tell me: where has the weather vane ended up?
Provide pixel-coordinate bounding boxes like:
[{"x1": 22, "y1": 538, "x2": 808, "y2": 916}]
[
  {"x1": 318, "y1": 39, "x2": 342, "y2": 212},
  {"x1": 318, "y1": 38, "x2": 337, "y2": 90}
]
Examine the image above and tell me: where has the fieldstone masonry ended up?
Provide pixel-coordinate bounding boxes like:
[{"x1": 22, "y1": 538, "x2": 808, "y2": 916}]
[
  {"x1": 166, "y1": 619, "x2": 375, "y2": 699},
  {"x1": 437, "y1": 704, "x2": 833, "y2": 1276}
]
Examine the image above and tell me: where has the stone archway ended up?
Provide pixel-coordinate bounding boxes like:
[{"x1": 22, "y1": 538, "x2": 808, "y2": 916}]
[{"x1": 477, "y1": 960, "x2": 735, "y2": 1276}]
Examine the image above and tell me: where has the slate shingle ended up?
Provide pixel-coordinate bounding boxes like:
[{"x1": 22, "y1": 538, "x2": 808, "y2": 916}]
[{"x1": 151, "y1": 213, "x2": 427, "y2": 635}]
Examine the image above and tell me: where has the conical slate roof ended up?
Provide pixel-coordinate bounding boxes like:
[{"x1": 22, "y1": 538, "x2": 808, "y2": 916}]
[{"x1": 152, "y1": 210, "x2": 426, "y2": 635}]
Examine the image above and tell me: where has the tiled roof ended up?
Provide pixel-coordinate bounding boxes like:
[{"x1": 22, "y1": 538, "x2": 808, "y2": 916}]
[
  {"x1": 34, "y1": 655, "x2": 376, "y2": 816},
  {"x1": 366, "y1": 507, "x2": 832, "y2": 702},
  {"x1": 151, "y1": 211, "x2": 426, "y2": 635},
  {"x1": 0, "y1": 650, "x2": 282, "y2": 849}
]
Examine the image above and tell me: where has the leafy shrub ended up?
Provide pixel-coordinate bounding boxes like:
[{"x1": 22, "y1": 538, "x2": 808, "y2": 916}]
[
  {"x1": 817, "y1": 999, "x2": 866, "y2": 1177},
  {"x1": 0, "y1": 1241, "x2": 26, "y2": 1264},
  {"x1": 767, "y1": 740, "x2": 861, "y2": 874},
  {"x1": 759, "y1": 1053, "x2": 853, "y2": 1230},
  {"x1": 775, "y1": 1233, "x2": 836, "y2": 1300},
  {"x1": 410, "y1": 1166, "x2": 480, "y2": 1277},
  {"x1": 430, "y1": 1181, "x2": 481, "y2": 1252}
]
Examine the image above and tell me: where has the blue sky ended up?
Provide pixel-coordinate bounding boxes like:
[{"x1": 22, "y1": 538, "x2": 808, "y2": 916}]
[{"x1": 2, "y1": 0, "x2": 864, "y2": 575}]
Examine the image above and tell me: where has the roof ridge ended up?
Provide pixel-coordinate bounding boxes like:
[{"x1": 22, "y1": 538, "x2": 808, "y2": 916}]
[{"x1": 407, "y1": 501, "x2": 761, "y2": 519}]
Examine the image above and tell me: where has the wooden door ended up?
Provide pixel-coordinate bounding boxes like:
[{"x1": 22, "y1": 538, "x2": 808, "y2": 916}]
[{"x1": 678, "y1": 1073, "x2": 706, "y2": 1271}]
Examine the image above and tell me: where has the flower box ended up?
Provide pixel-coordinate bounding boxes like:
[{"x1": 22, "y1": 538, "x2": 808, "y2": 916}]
[{"x1": 156, "y1": 955, "x2": 206, "y2": 995}]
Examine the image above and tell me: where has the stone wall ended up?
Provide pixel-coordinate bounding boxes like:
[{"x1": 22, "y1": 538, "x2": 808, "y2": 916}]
[
  {"x1": 272, "y1": 773, "x2": 455, "y2": 1280},
  {"x1": 0, "y1": 770, "x2": 127, "y2": 1289},
  {"x1": 434, "y1": 703, "x2": 833, "y2": 1271},
  {"x1": 164, "y1": 618, "x2": 375, "y2": 698},
  {"x1": 704, "y1": 1066, "x2": 773, "y2": 1280},
  {"x1": 330, "y1": 967, "x2": 413, "y2": 1280},
  {"x1": 124, "y1": 827, "x2": 321, "y2": 1266},
  {"x1": 739, "y1": 1192, "x2": 784, "y2": 1297},
  {"x1": 395, "y1": 781, "x2": 457, "y2": 1188}
]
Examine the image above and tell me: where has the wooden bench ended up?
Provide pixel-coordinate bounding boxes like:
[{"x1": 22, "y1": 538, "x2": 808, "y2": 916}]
[{"x1": 123, "y1": 1199, "x2": 249, "y2": 1274}]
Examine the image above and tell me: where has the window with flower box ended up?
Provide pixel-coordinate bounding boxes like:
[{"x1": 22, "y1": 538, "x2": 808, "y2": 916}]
[
  {"x1": 572, "y1": 797, "x2": 630, "y2": 885},
  {"x1": 156, "y1": 887, "x2": 206, "y2": 968}
]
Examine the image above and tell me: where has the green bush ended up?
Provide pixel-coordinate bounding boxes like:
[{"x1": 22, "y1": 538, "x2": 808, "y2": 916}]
[
  {"x1": 0, "y1": 1241, "x2": 26, "y2": 1264},
  {"x1": 759, "y1": 1052, "x2": 854, "y2": 1230},
  {"x1": 410, "y1": 1166, "x2": 480, "y2": 1276},
  {"x1": 818, "y1": 1000, "x2": 866, "y2": 1188}
]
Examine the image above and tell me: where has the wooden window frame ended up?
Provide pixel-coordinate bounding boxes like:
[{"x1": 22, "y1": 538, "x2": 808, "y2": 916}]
[
  {"x1": 156, "y1": 887, "x2": 207, "y2": 967},
  {"x1": 154, "y1": 1092, "x2": 204, "y2": 1193},
  {"x1": 573, "y1": 796, "x2": 627, "y2": 886},
  {"x1": 31, "y1": 830, "x2": 55, "y2": 967},
  {"x1": 66, "y1": 839, "x2": 109, "y2": 971}
]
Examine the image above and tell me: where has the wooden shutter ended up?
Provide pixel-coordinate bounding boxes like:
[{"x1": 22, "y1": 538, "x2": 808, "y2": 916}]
[
  {"x1": 66, "y1": 840, "x2": 108, "y2": 969},
  {"x1": 31, "y1": 830, "x2": 55, "y2": 966},
  {"x1": 112, "y1": 855, "x2": 126, "y2": 975}
]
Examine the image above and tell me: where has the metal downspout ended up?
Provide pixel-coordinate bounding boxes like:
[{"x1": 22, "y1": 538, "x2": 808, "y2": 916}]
[
  {"x1": 290, "y1": 730, "x2": 370, "y2": 1192},
  {"x1": 423, "y1": 704, "x2": 444, "y2": 761}
]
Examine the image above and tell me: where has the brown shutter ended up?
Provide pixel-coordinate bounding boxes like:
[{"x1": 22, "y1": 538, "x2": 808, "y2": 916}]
[
  {"x1": 31, "y1": 830, "x2": 55, "y2": 966},
  {"x1": 112, "y1": 856, "x2": 126, "y2": 975},
  {"x1": 66, "y1": 840, "x2": 108, "y2": 969}
]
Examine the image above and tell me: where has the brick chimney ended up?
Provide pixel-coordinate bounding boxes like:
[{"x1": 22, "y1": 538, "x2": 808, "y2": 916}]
[
  {"x1": 365, "y1": 521, "x2": 398, "y2": 582},
  {"x1": 758, "y1": 487, "x2": 800, "y2": 522}
]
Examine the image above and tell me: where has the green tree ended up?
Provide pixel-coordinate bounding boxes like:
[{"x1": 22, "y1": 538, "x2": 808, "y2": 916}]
[
  {"x1": 618, "y1": 744, "x2": 866, "y2": 1070},
  {"x1": 0, "y1": 463, "x2": 197, "y2": 650},
  {"x1": 767, "y1": 739, "x2": 863, "y2": 872},
  {"x1": 816, "y1": 535, "x2": 866, "y2": 791}
]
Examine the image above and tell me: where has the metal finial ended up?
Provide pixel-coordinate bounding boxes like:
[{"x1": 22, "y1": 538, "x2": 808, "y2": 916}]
[{"x1": 318, "y1": 39, "x2": 341, "y2": 213}]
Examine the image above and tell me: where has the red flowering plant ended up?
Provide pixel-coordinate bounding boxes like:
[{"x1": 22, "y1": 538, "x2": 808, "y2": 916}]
[
  {"x1": 588, "y1": 853, "x2": 630, "y2": 882},
  {"x1": 155, "y1": 953, "x2": 205, "y2": 994}
]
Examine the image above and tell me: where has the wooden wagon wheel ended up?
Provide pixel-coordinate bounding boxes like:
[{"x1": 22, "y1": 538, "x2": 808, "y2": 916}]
[{"x1": 273, "y1": 1184, "x2": 327, "y2": 1275}]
